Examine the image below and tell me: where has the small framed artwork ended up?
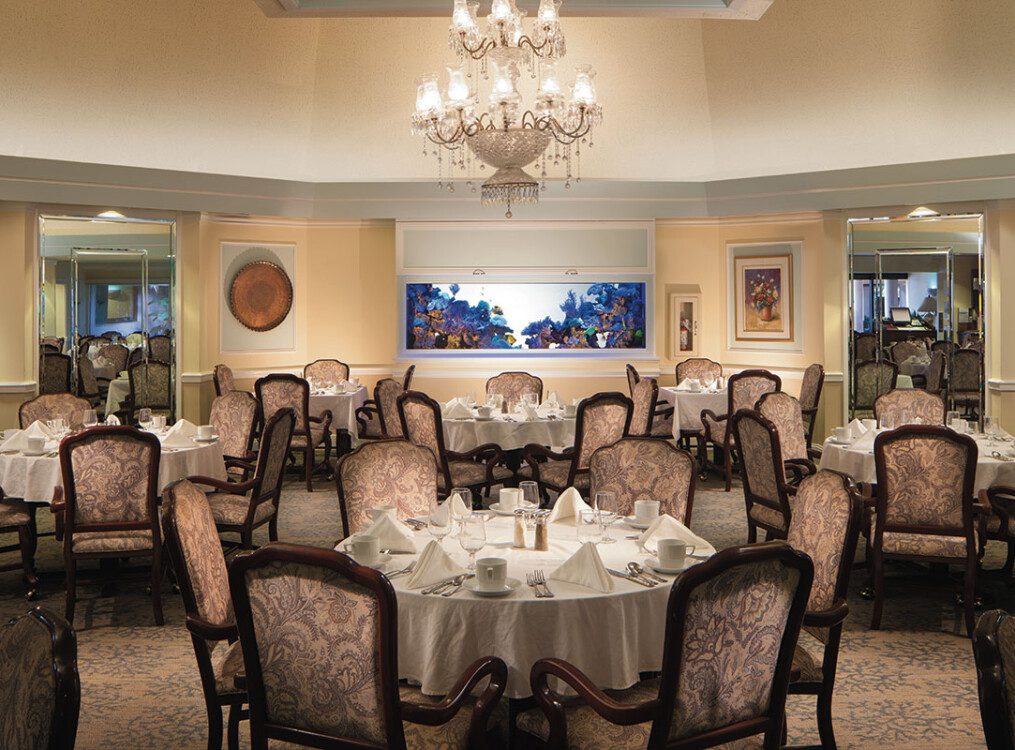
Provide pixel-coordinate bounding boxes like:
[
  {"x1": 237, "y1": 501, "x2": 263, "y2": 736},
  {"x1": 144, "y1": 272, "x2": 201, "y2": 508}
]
[
  {"x1": 733, "y1": 253, "x2": 793, "y2": 342},
  {"x1": 669, "y1": 293, "x2": 700, "y2": 358}
]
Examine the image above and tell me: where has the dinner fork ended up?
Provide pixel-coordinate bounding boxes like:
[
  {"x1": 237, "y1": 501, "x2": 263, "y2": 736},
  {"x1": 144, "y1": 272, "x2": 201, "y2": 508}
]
[
  {"x1": 387, "y1": 560, "x2": 417, "y2": 579},
  {"x1": 534, "y1": 570, "x2": 554, "y2": 598},
  {"x1": 526, "y1": 573, "x2": 546, "y2": 598}
]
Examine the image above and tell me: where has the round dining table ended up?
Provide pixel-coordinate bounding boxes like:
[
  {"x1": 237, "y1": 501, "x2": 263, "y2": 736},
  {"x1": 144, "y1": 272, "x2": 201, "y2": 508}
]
[
  {"x1": 442, "y1": 412, "x2": 576, "y2": 453},
  {"x1": 388, "y1": 514, "x2": 715, "y2": 699},
  {"x1": 309, "y1": 386, "x2": 368, "y2": 436},
  {"x1": 657, "y1": 385, "x2": 727, "y2": 436}
]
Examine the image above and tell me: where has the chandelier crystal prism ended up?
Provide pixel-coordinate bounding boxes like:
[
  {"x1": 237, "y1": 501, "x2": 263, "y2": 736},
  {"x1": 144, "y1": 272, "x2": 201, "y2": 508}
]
[{"x1": 412, "y1": 0, "x2": 602, "y2": 217}]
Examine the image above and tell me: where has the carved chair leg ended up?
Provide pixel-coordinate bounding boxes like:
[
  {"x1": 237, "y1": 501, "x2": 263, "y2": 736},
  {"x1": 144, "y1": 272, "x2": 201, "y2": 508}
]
[
  {"x1": 870, "y1": 552, "x2": 884, "y2": 630},
  {"x1": 963, "y1": 560, "x2": 977, "y2": 638},
  {"x1": 1003, "y1": 540, "x2": 1015, "y2": 579},
  {"x1": 227, "y1": 703, "x2": 242, "y2": 750},
  {"x1": 724, "y1": 447, "x2": 733, "y2": 492},
  {"x1": 747, "y1": 523, "x2": 757, "y2": 544},
  {"x1": 268, "y1": 516, "x2": 279, "y2": 543},
  {"x1": 817, "y1": 683, "x2": 837, "y2": 750},
  {"x1": 18, "y1": 523, "x2": 39, "y2": 599},
  {"x1": 206, "y1": 702, "x2": 224, "y2": 750},
  {"x1": 64, "y1": 559, "x2": 77, "y2": 624},
  {"x1": 305, "y1": 447, "x2": 313, "y2": 492},
  {"x1": 151, "y1": 550, "x2": 165, "y2": 626}
]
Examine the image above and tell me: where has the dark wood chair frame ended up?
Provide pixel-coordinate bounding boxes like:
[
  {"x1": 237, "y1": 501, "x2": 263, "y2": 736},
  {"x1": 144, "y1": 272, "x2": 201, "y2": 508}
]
[
  {"x1": 982, "y1": 486, "x2": 1015, "y2": 580},
  {"x1": 0, "y1": 489, "x2": 40, "y2": 600},
  {"x1": 354, "y1": 378, "x2": 397, "y2": 441},
  {"x1": 755, "y1": 391, "x2": 819, "y2": 485},
  {"x1": 303, "y1": 358, "x2": 351, "y2": 383},
  {"x1": 972, "y1": 609, "x2": 1015, "y2": 750},
  {"x1": 40, "y1": 352, "x2": 73, "y2": 394},
  {"x1": 213, "y1": 391, "x2": 260, "y2": 482},
  {"x1": 255, "y1": 374, "x2": 332, "y2": 493},
  {"x1": 732, "y1": 409, "x2": 796, "y2": 543},
  {"x1": 228, "y1": 543, "x2": 508, "y2": 750},
  {"x1": 628, "y1": 371, "x2": 675, "y2": 438},
  {"x1": 526, "y1": 542, "x2": 813, "y2": 750},
  {"x1": 486, "y1": 371, "x2": 545, "y2": 408},
  {"x1": 52, "y1": 426, "x2": 165, "y2": 625},
  {"x1": 402, "y1": 364, "x2": 416, "y2": 391},
  {"x1": 161, "y1": 481, "x2": 247, "y2": 750}
]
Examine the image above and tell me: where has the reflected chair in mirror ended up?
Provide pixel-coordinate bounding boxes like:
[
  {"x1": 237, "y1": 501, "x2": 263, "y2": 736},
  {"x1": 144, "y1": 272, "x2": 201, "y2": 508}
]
[
  {"x1": 486, "y1": 371, "x2": 543, "y2": 411},
  {"x1": 398, "y1": 390, "x2": 511, "y2": 502},
  {"x1": 733, "y1": 409, "x2": 795, "y2": 542},
  {"x1": 973, "y1": 609, "x2": 1015, "y2": 750},
  {"x1": 951, "y1": 349, "x2": 983, "y2": 418},
  {"x1": 785, "y1": 470, "x2": 862, "y2": 750},
  {"x1": 40, "y1": 353, "x2": 72, "y2": 395},
  {"x1": 228, "y1": 543, "x2": 508, "y2": 750},
  {"x1": 53, "y1": 426, "x2": 164, "y2": 625},
  {"x1": 0, "y1": 490, "x2": 40, "y2": 600},
  {"x1": 854, "y1": 333, "x2": 878, "y2": 363},
  {"x1": 41, "y1": 336, "x2": 65, "y2": 351},
  {"x1": 255, "y1": 374, "x2": 332, "y2": 492},
  {"x1": 334, "y1": 439, "x2": 436, "y2": 539},
  {"x1": 981, "y1": 486, "x2": 1015, "y2": 582},
  {"x1": 874, "y1": 389, "x2": 945, "y2": 426},
  {"x1": 852, "y1": 360, "x2": 898, "y2": 419},
  {"x1": 210, "y1": 391, "x2": 259, "y2": 483},
  {"x1": 190, "y1": 409, "x2": 295, "y2": 552},
  {"x1": 756, "y1": 392, "x2": 817, "y2": 485},
  {"x1": 98, "y1": 331, "x2": 118, "y2": 341},
  {"x1": 924, "y1": 350, "x2": 946, "y2": 396},
  {"x1": 162, "y1": 480, "x2": 246, "y2": 750},
  {"x1": 629, "y1": 375, "x2": 674, "y2": 438},
  {"x1": 148, "y1": 334, "x2": 172, "y2": 363},
  {"x1": 520, "y1": 392, "x2": 633, "y2": 499},
  {"x1": 402, "y1": 364, "x2": 416, "y2": 391},
  {"x1": 518, "y1": 542, "x2": 813, "y2": 750},
  {"x1": 304, "y1": 358, "x2": 350, "y2": 386},
  {"x1": 127, "y1": 360, "x2": 172, "y2": 424},
  {"x1": 19, "y1": 393, "x2": 91, "y2": 430},
  {"x1": 0, "y1": 607, "x2": 80, "y2": 750},
  {"x1": 97, "y1": 343, "x2": 129, "y2": 373},
  {"x1": 888, "y1": 339, "x2": 926, "y2": 365},
  {"x1": 126, "y1": 346, "x2": 145, "y2": 369},
  {"x1": 213, "y1": 364, "x2": 236, "y2": 396},
  {"x1": 700, "y1": 369, "x2": 781, "y2": 491},
  {"x1": 40, "y1": 342, "x2": 61, "y2": 354},
  {"x1": 76, "y1": 356, "x2": 110, "y2": 409},
  {"x1": 865, "y1": 425, "x2": 983, "y2": 636},
  {"x1": 589, "y1": 437, "x2": 695, "y2": 525},
  {"x1": 932, "y1": 340, "x2": 958, "y2": 358},
  {"x1": 799, "y1": 363, "x2": 825, "y2": 444}
]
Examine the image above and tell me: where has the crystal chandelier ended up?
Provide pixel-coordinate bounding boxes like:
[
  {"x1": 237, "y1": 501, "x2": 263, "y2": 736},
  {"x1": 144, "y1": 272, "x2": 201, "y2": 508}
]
[{"x1": 412, "y1": 0, "x2": 602, "y2": 217}]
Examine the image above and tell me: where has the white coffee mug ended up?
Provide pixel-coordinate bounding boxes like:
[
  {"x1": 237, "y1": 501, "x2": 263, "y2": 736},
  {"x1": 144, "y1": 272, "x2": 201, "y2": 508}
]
[
  {"x1": 499, "y1": 488, "x2": 521, "y2": 511},
  {"x1": 152, "y1": 415, "x2": 167, "y2": 431},
  {"x1": 25, "y1": 436, "x2": 46, "y2": 455},
  {"x1": 688, "y1": 379, "x2": 701, "y2": 392},
  {"x1": 476, "y1": 558, "x2": 507, "y2": 591},
  {"x1": 348, "y1": 534, "x2": 380, "y2": 566},
  {"x1": 563, "y1": 404, "x2": 577, "y2": 418},
  {"x1": 477, "y1": 406, "x2": 493, "y2": 418},
  {"x1": 634, "y1": 499, "x2": 661, "y2": 525},
  {"x1": 832, "y1": 426, "x2": 851, "y2": 443},
  {"x1": 370, "y1": 505, "x2": 397, "y2": 522},
  {"x1": 658, "y1": 538, "x2": 694, "y2": 569},
  {"x1": 197, "y1": 424, "x2": 213, "y2": 439},
  {"x1": 862, "y1": 418, "x2": 878, "y2": 433}
]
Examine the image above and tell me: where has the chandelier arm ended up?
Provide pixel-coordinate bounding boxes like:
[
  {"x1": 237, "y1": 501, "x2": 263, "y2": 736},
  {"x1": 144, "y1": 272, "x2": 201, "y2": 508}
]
[
  {"x1": 517, "y1": 34, "x2": 554, "y2": 58},
  {"x1": 458, "y1": 34, "x2": 497, "y2": 60},
  {"x1": 532, "y1": 109, "x2": 594, "y2": 144},
  {"x1": 425, "y1": 119, "x2": 467, "y2": 147}
]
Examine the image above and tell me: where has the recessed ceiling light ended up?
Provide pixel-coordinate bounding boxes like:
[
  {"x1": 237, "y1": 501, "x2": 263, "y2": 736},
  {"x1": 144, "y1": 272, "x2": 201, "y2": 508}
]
[
  {"x1": 908, "y1": 206, "x2": 939, "y2": 218},
  {"x1": 96, "y1": 210, "x2": 125, "y2": 219}
]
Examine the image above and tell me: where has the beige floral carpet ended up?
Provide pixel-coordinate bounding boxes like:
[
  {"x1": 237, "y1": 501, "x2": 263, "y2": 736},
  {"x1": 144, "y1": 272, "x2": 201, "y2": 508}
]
[{"x1": 0, "y1": 475, "x2": 1008, "y2": 749}]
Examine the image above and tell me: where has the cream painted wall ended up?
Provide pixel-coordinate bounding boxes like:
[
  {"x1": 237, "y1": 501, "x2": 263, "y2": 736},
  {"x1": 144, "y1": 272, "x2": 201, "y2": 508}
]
[{"x1": 0, "y1": 206, "x2": 36, "y2": 427}]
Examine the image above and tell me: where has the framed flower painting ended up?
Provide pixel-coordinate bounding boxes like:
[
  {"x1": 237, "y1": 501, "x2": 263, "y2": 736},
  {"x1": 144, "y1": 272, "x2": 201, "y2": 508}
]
[{"x1": 733, "y1": 253, "x2": 793, "y2": 342}]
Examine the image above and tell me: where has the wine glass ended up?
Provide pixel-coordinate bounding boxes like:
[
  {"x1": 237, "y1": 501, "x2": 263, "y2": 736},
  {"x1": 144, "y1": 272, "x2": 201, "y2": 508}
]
[
  {"x1": 947, "y1": 410, "x2": 961, "y2": 429},
  {"x1": 577, "y1": 509, "x2": 604, "y2": 545},
  {"x1": 594, "y1": 492, "x2": 620, "y2": 543},
  {"x1": 458, "y1": 514, "x2": 487, "y2": 570},
  {"x1": 138, "y1": 408, "x2": 153, "y2": 430},
  {"x1": 427, "y1": 497, "x2": 452, "y2": 548},
  {"x1": 985, "y1": 416, "x2": 998, "y2": 446},
  {"x1": 82, "y1": 410, "x2": 98, "y2": 429},
  {"x1": 449, "y1": 488, "x2": 472, "y2": 535},
  {"x1": 520, "y1": 481, "x2": 539, "y2": 509}
]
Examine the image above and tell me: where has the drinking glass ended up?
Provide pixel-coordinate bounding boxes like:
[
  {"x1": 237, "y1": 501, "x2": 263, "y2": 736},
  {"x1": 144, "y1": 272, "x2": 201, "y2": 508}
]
[
  {"x1": 427, "y1": 497, "x2": 452, "y2": 547},
  {"x1": 520, "y1": 481, "x2": 539, "y2": 508},
  {"x1": 577, "y1": 510, "x2": 604, "y2": 545},
  {"x1": 947, "y1": 410, "x2": 961, "y2": 428},
  {"x1": 594, "y1": 491, "x2": 619, "y2": 543},
  {"x1": 138, "y1": 408, "x2": 153, "y2": 430},
  {"x1": 879, "y1": 414, "x2": 894, "y2": 431},
  {"x1": 458, "y1": 514, "x2": 487, "y2": 570},
  {"x1": 82, "y1": 410, "x2": 98, "y2": 428},
  {"x1": 985, "y1": 416, "x2": 998, "y2": 445},
  {"x1": 449, "y1": 487, "x2": 472, "y2": 535}
]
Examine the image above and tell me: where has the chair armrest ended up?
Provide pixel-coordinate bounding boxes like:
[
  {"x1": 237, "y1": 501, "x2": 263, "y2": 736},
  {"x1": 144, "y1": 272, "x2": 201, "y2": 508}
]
[
  {"x1": 800, "y1": 407, "x2": 818, "y2": 417},
  {"x1": 522, "y1": 443, "x2": 571, "y2": 463},
  {"x1": 189, "y1": 475, "x2": 256, "y2": 494},
  {"x1": 785, "y1": 458, "x2": 817, "y2": 480},
  {"x1": 699, "y1": 410, "x2": 728, "y2": 443},
  {"x1": 50, "y1": 486, "x2": 66, "y2": 513},
  {"x1": 447, "y1": 443, "x2": 505, "y2": 466},
  {"x1": 973, "y1": 490, "x2": 993, "y2": 517},
  {"x1": 401, "y1": 656, "x2": 507, "y2": 729},
  {"x1": 653, "y1": 405, "x2": 675, "y2": 420},
  {"x1": 224, "y1": 458, "x2": 256, "y2": 472},
  {"x1": 233, "y1": 674, "x2": 247, "y2": 692},
  {"x1": 308, "y1": 410, "x2": 333, "y2": 431},
  {"x1": 803, "y1": 600, "x2": 849, "y2": 629},
  {"x1": 807, "y1": 446, "x2": 823, "y2": 460},
  {"x1": 186, "y1": 616, "x2": 237, "y2": 642}
]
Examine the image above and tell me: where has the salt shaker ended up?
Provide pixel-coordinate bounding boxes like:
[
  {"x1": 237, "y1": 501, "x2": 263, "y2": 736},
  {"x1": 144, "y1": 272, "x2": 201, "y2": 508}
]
[
  {"x1": 513, "y1": 510, "x2": 526, "y2": 549},
  {"x1": 534, "y1": 511, "x2": 550, "y2": 552}
]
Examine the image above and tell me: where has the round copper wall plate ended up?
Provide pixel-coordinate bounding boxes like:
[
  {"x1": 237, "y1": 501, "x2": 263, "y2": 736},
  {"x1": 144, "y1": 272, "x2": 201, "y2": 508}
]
[{"x1": 228, "y1": 261, "x2": 293, "y2": 332}]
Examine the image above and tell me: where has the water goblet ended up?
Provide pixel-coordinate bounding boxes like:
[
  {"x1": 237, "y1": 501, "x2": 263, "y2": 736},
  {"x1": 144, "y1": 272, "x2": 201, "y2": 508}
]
[
  {"x1": 458, "y1": 514, "x2": 487, "y2": 570},
  {"x1": 577, "y1": 509, "x2": 604, "y2": 546},
  {"x1": 520, "y1": 480, "x2": 539, "y2": 508},
  {"x1": 985, "y1": 416, "x2": 998, "y2": 446},
  {"x1": 82, "y1": 410, "x2": 98, "y2": 429},
  {"x1": 449, "y1": 487, "x2": 472, "y2": 535},
  {"x1": 138, "y1": 408, "x2": 153, "y2": 430},
  {"x1": 427, "y1": 497, "x2": 452, "y2": 548}
]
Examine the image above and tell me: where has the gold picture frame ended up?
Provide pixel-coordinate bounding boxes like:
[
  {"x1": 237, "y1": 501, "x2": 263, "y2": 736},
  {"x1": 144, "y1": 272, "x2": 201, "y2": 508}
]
[{"x1": 733, "y1": 253, "x2": 793, "y2": 342}]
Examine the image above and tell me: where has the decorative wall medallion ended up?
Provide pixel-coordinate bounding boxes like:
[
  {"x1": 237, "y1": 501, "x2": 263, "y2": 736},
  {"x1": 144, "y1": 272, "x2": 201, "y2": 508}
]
[{"x1": 228, "y1": 261, "x2": 293, "y2": 332}]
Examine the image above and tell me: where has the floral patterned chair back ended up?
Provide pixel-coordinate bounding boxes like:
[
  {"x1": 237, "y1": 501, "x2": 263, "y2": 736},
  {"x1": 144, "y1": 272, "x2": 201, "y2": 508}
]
[
  {"x1": 40, "y1": 353, "x2": 72, "y2": 394},
  {"x1": 729, "y1": 370, "x2": 781, "y2": 414},
  {"x1": 304, "y1": 359, "x2": 350, "y2": 385},
  {"x1": 0, "y1": 607, "x2": 79, "y2": 750},
  {"x1": 589, "y1": 437, "x2": 695, "y2": 524},
  {"x1": 98, "y1": 343, "x2": 129, "y2": 373},
  {"x1": 972, "y1": 609, "x2": 1015, "y2": 750},
  {"x1": 256, "y1": 375, "x2": 310, "y2": 434},
  {"x1": 19, "y1": 394, "x2": 91, "y2": 430},
  {"x1": 951, "y1": 349, "x2": 983, "y2": 393},
  {"x1": 854, "y1": 360, "x2": 898, "y2": 412},
  {"x1": 77, "y1": 356, "x2": 99, "y2": 399},
  {"x1": 375, "y1": 378, "x2": 405, "y2": 438},
  {"x1": 336, "y1": 440, "x2": 436, "y2": 538},
  {"x1": 757, "y1": 392, "x2": 809, "y2": 462},
  {"x1": 799, "y1": 363, "x2": 824, "y2": 414},
  {"x1": 629, "y1": 377, "x2": 659, "y2": 437},
  {"x1": 625, "y1": 364, "x2": 640, "y2": 396},
  {"x1": 213, "y1": 364, "x2": 236, "y2": 396},
  {"x1": 854, "y1": 334, "x2": 878, "y2": 362},
  {"x1": 675, "y1": 358, "x2": 723, "y2": 384},
  {"x1": 874, "y1": 389, "x2": 945, "y2": 426},
  {"x1": 575, "y1": 392, "x2": 633, "y2": 471},
  {"x1": 926, "y1": 350, "x2": 946, "y2": 393},
  {"x1": 397, "y1": 392, "x2": 448, "y2": 481},
  {"x1": 890, "y1": 340, "x2": 926, "y2": 364},
  {"x1": 210, "y1": 391, "x2": 258, "y2": 460},
  {"x1": 486, "y1": 371, "x2": 543, "y2": 410},
  {"x1": 252, "y1": 409, "x2": 296, "y2": 507},
  {"x1": 149, "y1": 335, "x2": 172, "y2": 363},
  {"x1": 128, "y1": 360, "x2": 172, "y2": 414}
]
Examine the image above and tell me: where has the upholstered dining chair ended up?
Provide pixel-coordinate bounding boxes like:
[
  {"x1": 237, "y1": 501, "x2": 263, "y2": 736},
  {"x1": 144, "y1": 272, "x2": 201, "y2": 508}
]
[
  {"x1": 402, "y1": 364, "x2": 416, "y2": 390},
  {"x1": 127, "y1": 360, "x2": 172, "y2": 423},
  {"x1": 228, "y1": 543, "x2": 508, "y2": 750},
  {"x1": 520, "y1": 392, "x2": 633, "y2": 498},
  {"x1": 675, "y1": 357, "x2": 722, "y2": 384},
  {"x1": 756, "y1": 391, "x2": 817, "y2": 484},
  {"x1": 625, "y1": 363, "x2": 640, "y2": 396},
  {"x1": 0, "y1": 490, "x2": 40, "y2": 600},
  {"x1": 932, "y1": 339, "x2": 958, "y2": 359},
  {"x1": 126, "y1": 346, "x2": 145, "y2": 369},
  {"x1": 376, "y1": 378, "x2": 406, "y2": 438},
  {"x1": 0, "y1": 607, "x2": 80, "y2": 750},
  {"x1": 785, "y1": 470, "x2": 862, "y2": 750},
  {"x1": 865, "y1": 425, "x2": 983, "y2": 636},
  {"x1": 304, "y1": 358, "x2": 350, "y2": 385},
  {"x1": 799, "y1": 363, "x2": 825, "y2": 443},
  {"x1": 213, "y1": 363, "x2": 236, "y2": 396},
  {"x1": 76, "y1": 355, "x2": 109, "y2": 408},
  {"x1": 925, "y1": 349, "x2": 946, "y2": 395},
  {"x1": 209, "y1": 391, "x2": 260, "y2": 482},
  {"x1": 700, "y1": 369, "x2": 782, "y2": 491},
  {"x1": 334, "y1": 439, "x2": 436, "y2": 539},
  {"x1": 854, "y1": 333, "x2": 878, "y2": 362},
  {"x1": 951, "y1": 348, "x2": 983, "y2": 417},
  {"x1": 517, "y1": 542, "x2": 813, "y2": 750},
  {"x1": 190, "y1": 409, "x2": 296, "y2": 551},
  {"x1": 889, "y1": 339, "x2": 926, "y2": 365},
  {"x1": 148, "y1": 334, "x2": 172, "y2": 363},
  {"x1": 162, "y1": 480, "x2": 247, "y2": 750},
  {"x1": 486, "y1": 371, "x2": 543, "y2": 410},
  {"x1": 629, "y1": 377, "x2": 675, "y2": 438},
  {"x1": 41, "y1": 336, "x2": 64, "y2": 351},
  {"x1": 853, "y1": 360, "x2": 898, "y2": 418},
  {"x1": 398, "y1": 390, "x2": 512, "y2": 501},
  {"x1": 973, "y1": 609, "x2": 1015, "y2": 750},
  {"x1": 97, "y1": 343, "x2": 129, "y2": 373},
  {"x1": 255, "y1": 374, "x2": 332, "y2": 492},
  {"x1": 53, "y1": 426, "x2": 164, "y2": 625},
  {"x1": 588, "y1": 437, "x2": 696, "y2": 525},
  {"x1": 40, "y1": 352, "x2": 73, "y2": 394},
  {"x1": 733, "y1": 409, "x2": 796, "y2": 542},
  {"x1": 873, "y1": 388, "x2": 945, "y2": 426},
  {"x1": 19, "y1": 393, "x2": 91, "y2": 430}
]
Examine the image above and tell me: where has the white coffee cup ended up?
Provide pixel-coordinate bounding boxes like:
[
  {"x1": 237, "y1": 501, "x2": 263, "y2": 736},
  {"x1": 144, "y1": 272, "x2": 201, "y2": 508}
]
[
  {"x1": 563, "y1": 404, "x2": 577, "y2": 418},
  {"x1": 197, "y1": 424, "x2": 213, "y2": 440},
  {"x1": 634, "y1": 499, "x2": 661, "y2": 525},
  {"x1": 25, "y1": 436, "x2": 46, "y2": 455},
  {"x1": 152, "y1": 415, "x2": 167, "y2": 431},
  {"x1": 370, "y1": 505, "x2": 397, "y2": 522},
  {"x1": 862, "y1": 418, "x2": 878, "y2": 433},
  {"x1": 348, "y1": 534, "x2": 380, "y2": 566},
  {"x1": 688, "y1": 379, "x2": 701, "y2": 392},
  {"x1": 658, "y1": 538, "x2": 694, "y2": 569},
  {"x1": 499, "y1": 487, "x2": 521, "y2": 511},
  {"x1": 477, "y1": 406, "x2": 493, "y2": 419},
  {"x1": 832, "y1": 426, "x2": 851, "y2": 443},
  {"x1": 476, "y1": 558, "x2": 507, "y2": 591}
]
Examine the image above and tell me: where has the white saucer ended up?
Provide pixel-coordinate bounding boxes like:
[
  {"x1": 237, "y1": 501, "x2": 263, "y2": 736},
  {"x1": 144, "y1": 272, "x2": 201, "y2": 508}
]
[
  {"x1": 645, "y1": 556, "x2": 690, "y2": 575},
  {"x1": 490, "y1": 502, "x2": 537, "y2": 516},
  {"x1": 21, "y1": 449, "x2": 46, "y2": 458},
  {"x1": 624, "y1": 516, "x2": 654, "y2": 530},
  {"x1": 827, "y1": 438, "x2": 852, "y2": 446},
  {"x1": 335, "y1": 547, "x2": 392, "y2": 569},
  {"x1": 463, "y1": 577, "x2": 521, "y2": 597},
  {"x1": 474, "y1": 415, "x2": 495, "y2": 422},
  {"x1": 194, "y1": 435, "x2": 219, "y2": 443}
]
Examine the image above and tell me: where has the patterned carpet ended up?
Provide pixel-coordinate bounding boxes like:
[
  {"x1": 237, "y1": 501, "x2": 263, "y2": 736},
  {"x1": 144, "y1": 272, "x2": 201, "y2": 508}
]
[{"x1": 0, "y1": 474, "x2": 1009, "y2": 750}]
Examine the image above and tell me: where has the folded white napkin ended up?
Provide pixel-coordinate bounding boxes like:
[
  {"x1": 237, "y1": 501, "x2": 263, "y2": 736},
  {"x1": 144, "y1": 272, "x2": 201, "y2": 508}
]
[
  {"x1": 518, "y1": 404, "x2": 539, "y2": 422},
  {"x1": 449, "y1": 493, "x2": 472, "y2": 519},
  {"x1": 359, "y1": 514, "x2": 417, "y2": 554},
  {"x1": 406, "y1": 540, "x2": 467, "y2": 589},
  {"x1": 638, "y1": 514, "x2": 709, "y2": 551},
  {"x1": 105, "y1": 414, "x2": 121, "y2": 425},
  {"x1": 550, "y1": 542, "x2": 613, "y2": 593},
  {"x1": 0, "y1": 420, "x2": 56, "y2": 452},
  {"x1": 443, "y1": 399, "x2": 472, "y2": 420},
  {"x1": 548, "y1": 487, "x2": 593, "y2": 524},
  {"x1": 851, "y1": 431, "x2": 877, "y2": 453},
  {"x1": 161, "y1": 419, "x2": 198, "y2": 449},
  {"x1": 676, "y1": 378, "x2": 702, "y2": 392},
  {"x1": 847, "y1": 418, "x2": 867, "y2": 440},
  {"x1": 545, "y1": 391, "x2": 559, "y2": 407}
]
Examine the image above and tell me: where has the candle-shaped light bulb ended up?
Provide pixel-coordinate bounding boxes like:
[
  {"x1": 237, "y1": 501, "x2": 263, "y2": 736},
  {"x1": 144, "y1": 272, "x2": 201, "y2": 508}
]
[
  {"x1": 452, "y1": 0, "x2": 475, "y2": 30},
  {"x1": 570, "y1": 65, "x2": 597, "y2": 107},
  {"x1": 415, "y1": 74, "x2": 443, "y2": 117},
  {"x1": 446, "y1": 66, "x2": 471, "y2": 106},
  {"x1": 538, "y1": 61, "x2": 562, "y2": 97},
  {"x1": 538, "y1": 0, "x2": 560, "y2": 24},
  {"x1": 490, "y1": 0, "x2": 513, "y2": 21}
]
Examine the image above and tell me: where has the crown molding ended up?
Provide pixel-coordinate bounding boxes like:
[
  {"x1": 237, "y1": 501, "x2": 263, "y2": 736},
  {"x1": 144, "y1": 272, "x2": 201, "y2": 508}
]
[
  {"x1": 656, "y1": 212, "x2": 825, "y2": 227},
  {"x1": 201, "y1": 213, "x2": 393, "y2": 229}
]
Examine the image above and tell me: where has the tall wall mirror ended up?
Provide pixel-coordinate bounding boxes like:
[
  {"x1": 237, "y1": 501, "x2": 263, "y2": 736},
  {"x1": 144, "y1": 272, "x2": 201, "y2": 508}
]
[
  {"x1": 38, "y1": 214, "x2": 176, "y2": 421},
  {"x1": 847, "y1": 213, "x2": 984, "y2": 422}
]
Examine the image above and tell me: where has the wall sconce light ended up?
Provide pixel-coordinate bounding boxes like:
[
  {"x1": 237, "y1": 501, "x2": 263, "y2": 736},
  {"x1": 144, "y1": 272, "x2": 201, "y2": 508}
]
[
  {"x1": 472, "y1": 269, "x2": 486, "y2": 275},
  {"x1": 564, "y1": 268, "x2": 578, "y2": 275}
]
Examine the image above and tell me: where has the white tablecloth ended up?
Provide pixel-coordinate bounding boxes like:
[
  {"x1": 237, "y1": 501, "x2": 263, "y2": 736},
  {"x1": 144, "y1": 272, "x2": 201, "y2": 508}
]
[
  {"x1": 310, "y1": 387, "x2": 368, "y2": 435},
  {"x1": 658, "y1": 386, "x2": 727, "y2": 435},
  {"x1": 392, "y1": 514, "x2": 715, "y2": 698},
  {"x1": 443, "y1": 414, "x2": 576, "y2": 453},
  {"x1": 104, "y1": 377, "x2": 131, "y2": 417},
  {"x1": 898, "y1": 362, "x2": 929, "y2": 379},
  {"x1": 0, "y1": 436, "x2": 227, "y2": 504},
  {"x1": 819, "y1": 433, "x2": 1015, "y2": 491},
  {"x1": 897, "y1": 374, "x2": 915, "y2": 389}
]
